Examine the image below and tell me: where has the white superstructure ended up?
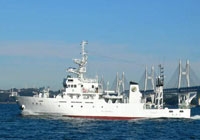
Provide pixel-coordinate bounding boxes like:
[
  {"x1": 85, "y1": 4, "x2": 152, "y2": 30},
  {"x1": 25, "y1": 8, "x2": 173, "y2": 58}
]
[{"x1": 16, "y1": 41, "x2": 191, "y2": 120}]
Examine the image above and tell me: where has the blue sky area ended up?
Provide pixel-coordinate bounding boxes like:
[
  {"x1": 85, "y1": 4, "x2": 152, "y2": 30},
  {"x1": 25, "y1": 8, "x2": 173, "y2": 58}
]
[{"x1": 0, "y1": 0, "x2": 200, "y2": 90}]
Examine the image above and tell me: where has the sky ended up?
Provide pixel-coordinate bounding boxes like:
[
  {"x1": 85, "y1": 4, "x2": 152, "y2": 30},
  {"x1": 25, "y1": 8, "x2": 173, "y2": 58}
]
[{"x1": 0, "y1": 0, "x2": 200, "y2": 90}]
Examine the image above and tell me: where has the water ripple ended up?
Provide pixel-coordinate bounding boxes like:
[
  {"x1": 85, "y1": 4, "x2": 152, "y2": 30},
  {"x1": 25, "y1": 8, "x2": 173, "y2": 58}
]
[{"x1": 0, "y1": 104, "x2": 200, "y2": 140}]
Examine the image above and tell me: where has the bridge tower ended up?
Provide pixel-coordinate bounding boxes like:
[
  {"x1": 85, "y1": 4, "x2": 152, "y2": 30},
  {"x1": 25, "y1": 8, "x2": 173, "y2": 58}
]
[
  {"x1": 116, "y1": 72, "x2": 125, "y2": 96},
  {"x1": 178, "y1": 60, "x2": 196, "y2": 108},
  {"x1": 178, "y1": 60, "x2": 190, "y2": 88},
  {"x1": 144, "y1": 66, "x2": 155, "y2": 91}
]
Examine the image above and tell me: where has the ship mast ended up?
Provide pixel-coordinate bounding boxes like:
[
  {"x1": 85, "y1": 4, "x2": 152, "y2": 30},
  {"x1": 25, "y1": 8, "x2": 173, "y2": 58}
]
[
  {"x1": 155, "y1": 64, "x2": 164, "y2": 109},
  {"x1": 67, "y1": 40, "x2": 88, "y2": 80}
]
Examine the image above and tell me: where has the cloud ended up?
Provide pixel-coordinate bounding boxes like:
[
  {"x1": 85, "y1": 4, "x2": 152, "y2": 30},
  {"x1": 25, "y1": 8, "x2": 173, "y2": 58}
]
[
  {"x1": 0, "y1": 41, "x2": 79, "y2": 59},
  {"x1": 0, "y1": 40, "x2": 198, "y2": 90}
]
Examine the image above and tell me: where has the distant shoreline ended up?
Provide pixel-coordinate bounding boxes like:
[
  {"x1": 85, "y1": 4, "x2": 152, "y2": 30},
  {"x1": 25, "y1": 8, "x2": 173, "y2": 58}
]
[{"x1": 0, "y1": 102, "x2": 16, "y2": 104}]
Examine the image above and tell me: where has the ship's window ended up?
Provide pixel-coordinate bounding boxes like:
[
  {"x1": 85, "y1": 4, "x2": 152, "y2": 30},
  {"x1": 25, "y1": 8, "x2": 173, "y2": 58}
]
[
  {"x1": 68, "y1": 79, "x2": 73, "y2": 82},
  {"x1": 81, "y1": 85, "x2": 83, "y2": 87},
  {"x1": 92, "y1": 85, "x2": 94, "y2": 88},
  {"x1": 68, "y1": 85, "x2": 70, "y2": 88},
  {"x1": 71, "y1": 105, "x2": 73, "y2": 108},
  {"x1": 180, "y1": 110, "x2": 184, "y2": 113},
  {"x1": 71, "y1": 85, "x2": 73, "y2": 88},
  {"x1": 101, "y1": 106, "x2": 103, "y2": 108},
  {"x1": 95, "y1": 88, "x2": 98, "y2": 93},
  {"x1": 169, "y1": 110, "x2": 173, "y2": 113},
  {"x1": 81, "y1": 105, "x2": 83, "y2": 108},
  {"x1": 74, "y1": 85, "x2": 77, "y2": 88}
]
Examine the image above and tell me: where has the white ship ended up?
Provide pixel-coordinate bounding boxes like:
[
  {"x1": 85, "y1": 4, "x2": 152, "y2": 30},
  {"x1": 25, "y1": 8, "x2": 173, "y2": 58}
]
[{"x1": 16, "y1": 41, "x2": 192, "y2": 120}]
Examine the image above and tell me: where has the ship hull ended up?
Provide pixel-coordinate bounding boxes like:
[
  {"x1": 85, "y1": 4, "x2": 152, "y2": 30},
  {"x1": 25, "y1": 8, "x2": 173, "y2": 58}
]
[{"x1": 16, "y1": 96, "x2": 191, "y2": 120}]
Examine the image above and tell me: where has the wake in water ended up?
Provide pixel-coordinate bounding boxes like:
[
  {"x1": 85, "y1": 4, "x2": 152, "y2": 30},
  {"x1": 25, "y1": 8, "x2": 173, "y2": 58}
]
[{"x1": 191, "y1": 115, "x2": 200, "y2": 120}]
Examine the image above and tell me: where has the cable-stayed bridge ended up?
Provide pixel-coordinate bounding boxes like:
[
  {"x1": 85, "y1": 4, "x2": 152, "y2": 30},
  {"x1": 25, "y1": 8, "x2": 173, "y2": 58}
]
[{"x1": 139, "y1": 60, "x2": 200, "y2": 105}]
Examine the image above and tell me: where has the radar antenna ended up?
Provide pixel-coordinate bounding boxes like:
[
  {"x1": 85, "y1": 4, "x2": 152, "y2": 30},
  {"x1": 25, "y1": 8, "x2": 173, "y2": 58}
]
[{"x1": 67, "y1": 40, "x2": 88, "y2": 80}]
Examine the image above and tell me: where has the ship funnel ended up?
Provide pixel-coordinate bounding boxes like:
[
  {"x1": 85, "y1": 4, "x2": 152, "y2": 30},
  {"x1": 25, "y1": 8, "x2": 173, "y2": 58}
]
[{"x1": 129, "y1": 81, "x2": 142, "y2": 103}]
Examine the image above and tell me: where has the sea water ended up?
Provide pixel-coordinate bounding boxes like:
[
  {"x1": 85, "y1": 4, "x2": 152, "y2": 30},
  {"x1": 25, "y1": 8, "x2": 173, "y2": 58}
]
[{"x1": 0, "y1": 104, "x2": 200, "y2": 140}]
